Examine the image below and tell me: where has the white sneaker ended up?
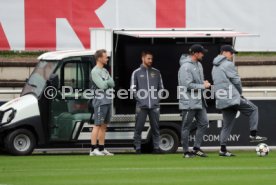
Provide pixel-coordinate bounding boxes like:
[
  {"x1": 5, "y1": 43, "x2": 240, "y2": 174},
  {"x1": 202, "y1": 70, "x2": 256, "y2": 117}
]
[
  {"x1": 101, "y1": 149, "x2": 114, "y2": 156},
  {"x1": 89, "y1": 149, "x2": 105, "y2": 156}
]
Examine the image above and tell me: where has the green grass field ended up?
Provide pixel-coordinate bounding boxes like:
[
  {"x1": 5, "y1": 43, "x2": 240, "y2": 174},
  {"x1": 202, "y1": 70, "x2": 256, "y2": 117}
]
[{"x1": 0, "y1": 151, "x2": 276, "y2": 185}]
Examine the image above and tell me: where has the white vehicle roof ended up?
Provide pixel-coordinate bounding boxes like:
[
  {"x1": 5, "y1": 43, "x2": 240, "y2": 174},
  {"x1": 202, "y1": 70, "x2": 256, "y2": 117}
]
[{"x1": 37, "y1": 50, "x2": 111, "y2": 60}]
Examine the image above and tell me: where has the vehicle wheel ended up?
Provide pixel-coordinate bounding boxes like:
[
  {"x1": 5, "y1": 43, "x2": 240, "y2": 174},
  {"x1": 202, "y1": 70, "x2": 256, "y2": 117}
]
[
  {"x1": 159, "y1": 129, "x2": 179, "y2": 153},
  {"x1": 5, "y1": 129, "x2": 36, "y2": 156}
]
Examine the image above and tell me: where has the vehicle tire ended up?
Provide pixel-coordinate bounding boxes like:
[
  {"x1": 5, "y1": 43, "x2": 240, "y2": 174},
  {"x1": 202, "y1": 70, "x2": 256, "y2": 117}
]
[
  {"x1": 4, "y1": 129, "x2": 36, "y2": 156},
  {"x1": 159, "y1": 129, "x2": 179, "y2": 153}
]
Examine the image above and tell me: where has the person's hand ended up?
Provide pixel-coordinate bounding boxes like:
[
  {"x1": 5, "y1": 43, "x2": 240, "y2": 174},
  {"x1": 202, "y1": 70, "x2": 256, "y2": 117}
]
[{"x1": 204, "y1": 80, "x2": 211, "y2": 89}]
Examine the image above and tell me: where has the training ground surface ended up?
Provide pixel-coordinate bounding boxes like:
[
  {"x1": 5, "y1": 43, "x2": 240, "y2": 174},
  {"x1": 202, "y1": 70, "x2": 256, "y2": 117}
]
[{"x1": 0, "y1": 151, "x2": 276, "y2": 185}]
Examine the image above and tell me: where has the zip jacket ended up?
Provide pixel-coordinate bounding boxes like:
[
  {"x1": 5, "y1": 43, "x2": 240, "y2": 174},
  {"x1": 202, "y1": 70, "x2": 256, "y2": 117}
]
[{"x1": 130, "y1": 65, "x2": 164, "y2": 108}]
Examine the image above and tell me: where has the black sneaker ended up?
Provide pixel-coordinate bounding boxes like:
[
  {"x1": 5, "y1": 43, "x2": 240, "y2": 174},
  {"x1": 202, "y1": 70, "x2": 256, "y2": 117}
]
[
  {"x1": 249, "y1": 135, "x2": 268, "y2": 142},
  {"x1": 193, "y1": 149, "x2": 208, "y2": 157},
  {"x1": 183, "y1": 152, "x2": 195, "y2": 158},
  {"x1": 219, "y1": 150, "x2": 236, "y2": 157},
  {"x1": 135, "y1": 149, "x2": 141, "y2": 154},
  {"x1": 152, "y1": 148, "x2": 162, "y2": 154}
]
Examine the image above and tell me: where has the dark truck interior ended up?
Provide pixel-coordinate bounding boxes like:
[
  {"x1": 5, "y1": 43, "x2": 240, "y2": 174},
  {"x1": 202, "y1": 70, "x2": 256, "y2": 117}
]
[{"x1": 113, "y1": 34, "x2": 234, "y2": 114}]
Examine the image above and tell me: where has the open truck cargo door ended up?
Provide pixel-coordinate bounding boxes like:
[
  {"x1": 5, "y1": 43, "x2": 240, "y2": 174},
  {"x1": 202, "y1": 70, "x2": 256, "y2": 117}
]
[
  {"x1": 90, "y1": 29, "x2": 257, "y2": 52},
  {"x1": 113, "y1": 29, "x2": 257, "y2": 38}
]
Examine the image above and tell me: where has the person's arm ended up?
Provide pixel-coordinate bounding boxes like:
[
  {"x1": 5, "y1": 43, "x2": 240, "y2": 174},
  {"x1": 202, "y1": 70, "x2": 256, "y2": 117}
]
[
  {"x1": 224, "y1": 62, "x2": 243, "y2": 94},
  {"x1": 130, "y1": 70, "x2": 138, "y2": 100},
  {"x1": 106, "y1": 74, "x2": 115, "y2": 88},
  {"x1": 179, "y1": 65, "x2": 205, "y2": 90},
  {"x1": 158, "y1": 72, "x2": 164, "y2": 91},
  {"x1": 91, "y1": 70, "x2": 109, "y2": 90}
]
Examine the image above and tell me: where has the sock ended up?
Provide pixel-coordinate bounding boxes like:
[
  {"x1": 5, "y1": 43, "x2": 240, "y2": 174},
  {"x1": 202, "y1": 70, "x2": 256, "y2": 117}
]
[
  {"x1": 91, "y1": 144, "x2": 96, "y2": 151},
  {"x1": 221, "y1": 145, "x2": 227, "y2": 152},
  {"x1": 193, "y1": 147, "x2": 200, "y2": 151},
  {"x1": 99, "y1": 145, "x2": 105, "y2": 151},
  {"x1": 250, "y1": 130, "x2": 257, "y2": 137}
]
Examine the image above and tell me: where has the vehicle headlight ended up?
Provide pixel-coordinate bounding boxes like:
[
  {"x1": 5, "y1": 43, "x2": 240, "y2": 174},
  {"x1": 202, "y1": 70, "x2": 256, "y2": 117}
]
[{"x1": 0, "y1": 108, "x2": 16, "y2": 125}]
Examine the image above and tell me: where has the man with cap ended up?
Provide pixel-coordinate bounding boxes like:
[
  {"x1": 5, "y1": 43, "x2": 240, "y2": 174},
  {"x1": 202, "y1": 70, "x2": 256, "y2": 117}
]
[
  {"x1": 212, "y1": 45, "x2": 267, "y2": 157},
  {"x1": 178, "y1": 44, "x2": 211, "y2": 158}
]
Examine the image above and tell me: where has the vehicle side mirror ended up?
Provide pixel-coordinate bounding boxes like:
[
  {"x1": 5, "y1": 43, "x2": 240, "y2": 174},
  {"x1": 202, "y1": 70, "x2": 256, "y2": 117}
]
[{"x1": 47, "y1": 74, "x2": 59, "y2": 89}]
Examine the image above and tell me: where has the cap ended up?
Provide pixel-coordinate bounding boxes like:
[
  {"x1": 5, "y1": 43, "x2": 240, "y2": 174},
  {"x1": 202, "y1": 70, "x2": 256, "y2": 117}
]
[
  {"x1": 189, "y1": 44, "x2": 208, "y2": 54},
  {"x1": 220, "y1": 45, "x2": 238, "y2": 54}
]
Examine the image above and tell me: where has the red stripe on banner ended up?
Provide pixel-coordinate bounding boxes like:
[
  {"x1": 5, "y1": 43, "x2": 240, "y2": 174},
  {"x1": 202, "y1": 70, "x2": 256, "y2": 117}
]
[
  {"x1": 0, "y1": 23, "x2": 11, "y2": 50},
  {"x1": 25, "y1": 0, "x2": 105, "y2": 50},
  {"x1": 156, "y1": 0, "x2": 186, "y2": 28}
]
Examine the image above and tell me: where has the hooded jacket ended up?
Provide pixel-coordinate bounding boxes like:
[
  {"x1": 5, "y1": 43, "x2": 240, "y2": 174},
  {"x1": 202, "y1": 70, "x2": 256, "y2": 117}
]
[
  {"x1": 212, "y1": 55, "x2": 242, "y2": 109},
  {"x1": 178, "y1": 54, "x2": 207, "y2": 110}
]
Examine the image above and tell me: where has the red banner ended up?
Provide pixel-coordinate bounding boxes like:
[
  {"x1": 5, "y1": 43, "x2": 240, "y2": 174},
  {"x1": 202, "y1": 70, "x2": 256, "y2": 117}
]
[{"x1": 0, "y1": 0, "x2": 186, "y2": 50}]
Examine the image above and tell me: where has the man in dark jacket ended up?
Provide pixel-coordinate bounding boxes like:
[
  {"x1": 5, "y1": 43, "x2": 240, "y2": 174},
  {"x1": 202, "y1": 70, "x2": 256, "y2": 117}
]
[
  {"x1": 212, "y1": 45, "x2": 267, "y2": 157},
  {"x1": 130, "y1": 51, "x2": 164, "y2": 154},
  {"x1": 178, "y1": 44, "x2": 211, "y2": 158}
]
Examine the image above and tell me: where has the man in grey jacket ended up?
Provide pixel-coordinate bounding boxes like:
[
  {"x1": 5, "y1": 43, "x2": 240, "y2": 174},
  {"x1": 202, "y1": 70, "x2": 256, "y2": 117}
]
[
  {"x1": 130, "y1": 51, "x2": 164, "y2": 154},
  {"x1": 178, "y1": 44, "x2": 211, "y2": 158},
  {"x1": 212, "y1": 45, "x2": 267, "y2": 157}
]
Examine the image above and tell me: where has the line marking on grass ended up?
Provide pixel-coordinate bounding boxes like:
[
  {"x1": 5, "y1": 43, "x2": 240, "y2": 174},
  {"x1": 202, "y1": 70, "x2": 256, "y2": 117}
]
[
  {"x1": 2, "y1": 166, "x2": 276, "y2": 173},
  {"x1": 111, "y1": 167, "x2": 276, "y2": 171}
]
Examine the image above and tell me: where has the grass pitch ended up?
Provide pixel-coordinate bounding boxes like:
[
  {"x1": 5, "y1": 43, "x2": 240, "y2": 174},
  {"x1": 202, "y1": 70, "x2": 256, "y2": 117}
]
[{"x1": 0, "y1": 151, "x2": 276, "y2": 185}]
